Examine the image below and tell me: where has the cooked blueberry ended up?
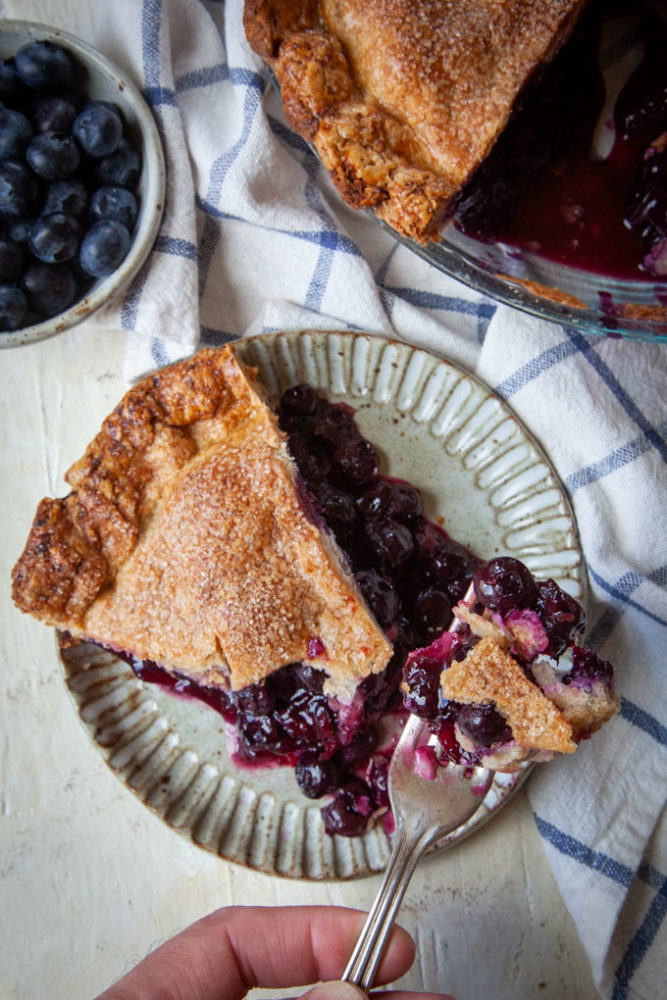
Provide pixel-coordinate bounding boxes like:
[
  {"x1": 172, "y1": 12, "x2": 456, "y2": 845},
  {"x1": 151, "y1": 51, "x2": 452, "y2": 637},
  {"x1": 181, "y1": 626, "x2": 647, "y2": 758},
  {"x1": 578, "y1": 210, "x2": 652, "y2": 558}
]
[
  {"x1": 473, "y1": 556, "x2": 537, "y2": 614},
  {"x1": 365, "y1": 755, "x2": 389, "y2": 808},
  {"x1": 320, "y1": 781, "x2": 372, "y2": 837},
  {"x1": 26, "y1": 131, "x2": 81, "y2": 180},
  {"x1": 314, "y1": 482, "x2": 358, "y2": 538},
  {"x1": 367, "y1": 517, "x2": 414, "y2": 567},
  {"x1": 235, "y1": 681, "x2": 275, "y2": 716},
  {"x1": 32, "y1": 94, "x2": 78, "y2": 133},
  {"x1": 0, "y1": 238, "x2": 23, "y2": 281},
  {"x1": 73, "y1": 101, "x2": 123, "y2": 158},
  {"x1": 357, "y1": 480, "x2": 395, "y2": 519},
  {"x1": 0, "y1": 160, "x2": 38, "y2": 218},
  {"x1": 534, "y1": 578, "x2": 586, "y2": 656},
  {"x1": 355, "y1": 568, "x2": 399, "y2": 627},
  {"x1": 43, "y1": 180, "x2": 87, "y2": 218},
  {"x1": 413, "y1": 587, "x2": 452, "y2": 636},
  {"x1": 402, "y1": 653, "x2": 442, "y2": 718},
  {"x1": 314, "y1": 402, "x2": 356, "y2": 444},
  {"x1": 338, "y1": 726, "x2": 378, "y2": 767},
  {"x1": 79, "y1": 219, "x2": 131, "y2": 277},
  {"x1": 295, "y1": 752, "x2": 342, "y2": 798},
  {"x1": 390, "y1": 482, "x2": 424, "y2": 522},
  {"x1": 89, "y1": 185, "x2": 138, "y2": 230},
  {"x1": 29, "y1": 212, "x2": 81, "y2": 263},
  {"x1": 15, "y1": 41, "x2": 72, "y2": 90},
  {"x1": 333, "y1": 437, "x2": 379, "y2": 485},
  {"x1": 21, "y1": 260, "x2": 76, "y2": 316},
  {"x1": 95, "y1": 136, "x2": 141, "y2": 187},
  {"x1": 279, "y1": 383, "x2": 319, "y2": 418},
  {"x1": 457, "y1": 703, "x2": 511, "y2": 748},
  {"x1": 0, "y1": 108, "x2": 32, "y2": 159},
  {"x1": 569, "y1": 645, "x2": 614, "y2": 689},
  {"x1": 0, "y1": 284, "x2": 27, "y2": 331}
]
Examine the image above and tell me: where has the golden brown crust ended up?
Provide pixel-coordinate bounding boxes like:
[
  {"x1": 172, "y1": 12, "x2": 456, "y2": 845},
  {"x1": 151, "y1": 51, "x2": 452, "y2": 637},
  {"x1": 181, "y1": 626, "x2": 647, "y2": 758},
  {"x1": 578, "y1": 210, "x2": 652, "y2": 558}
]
[
  {"x1": 12, "y1": 345, "x2": 392, "y2": 700},
  {"x1": 441, "y1": 636, "x2": 576, "y2": 754},
  {"x1": 244, "y1": 0, "x2": 588, "y2": 242}
]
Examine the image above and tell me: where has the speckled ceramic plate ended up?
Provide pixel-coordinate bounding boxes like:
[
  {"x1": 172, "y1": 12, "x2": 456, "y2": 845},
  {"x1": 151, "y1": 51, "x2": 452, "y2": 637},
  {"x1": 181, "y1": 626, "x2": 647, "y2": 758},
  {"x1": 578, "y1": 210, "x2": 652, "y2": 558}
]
[{"x1": 59, "y1": 331, "x2": 584, "y2": 880}]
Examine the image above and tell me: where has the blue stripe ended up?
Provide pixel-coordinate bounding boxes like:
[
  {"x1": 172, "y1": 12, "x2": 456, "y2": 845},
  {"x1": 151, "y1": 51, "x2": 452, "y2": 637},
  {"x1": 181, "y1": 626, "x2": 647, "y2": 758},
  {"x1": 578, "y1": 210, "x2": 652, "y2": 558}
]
[
  {"x1": 175, "y1": 64, "x2": 228, "y2": 92},
  {"x1": 200, "y1": 326, "x2": 239, "y2": 346},
  {"x1": 566, "y1": 422, "x2": 667, "y2": 493},
  {"x1": 494, "y1": 338, "x2": 581, "y2": 397},
  {"x1": 534, "y1": 815, "x2": 635, "y2": 886},
  {"x1": 153, "y1": 235, "x2": 198, "y2": 260},
  {"x1": 151, "y1": 338, "x2": 170, "y2": 367},
  {"x1": 587, "y1": 563, "x2": 667, "y2": 629},
  {"x1": 143, "y1": 85, "x2": 178, "y2": 108},
  {"x1": 620, "y1": 697, "x2": 667, "y2": 745},
  {"x1": 564, "y1": 329, "x2": 667, "y2": 463},
  {"x1": 612, "y1": 867, "x2": 667, "y2": 1000}
]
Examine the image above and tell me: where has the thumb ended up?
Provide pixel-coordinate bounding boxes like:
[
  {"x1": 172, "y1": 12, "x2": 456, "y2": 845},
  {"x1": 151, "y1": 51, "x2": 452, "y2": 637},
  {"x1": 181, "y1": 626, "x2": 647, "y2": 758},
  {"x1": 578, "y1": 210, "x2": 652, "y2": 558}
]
[{"x1": 301, "y1": 982, "x2": 367, "y2": 1000}]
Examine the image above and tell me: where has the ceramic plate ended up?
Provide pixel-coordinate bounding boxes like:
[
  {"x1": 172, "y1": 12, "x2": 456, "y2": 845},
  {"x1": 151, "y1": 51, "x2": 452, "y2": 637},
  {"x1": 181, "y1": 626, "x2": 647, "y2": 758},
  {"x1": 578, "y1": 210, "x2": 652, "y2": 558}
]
[{"x1": 59, "y1": 331, "x2": 584, "y2": 880}]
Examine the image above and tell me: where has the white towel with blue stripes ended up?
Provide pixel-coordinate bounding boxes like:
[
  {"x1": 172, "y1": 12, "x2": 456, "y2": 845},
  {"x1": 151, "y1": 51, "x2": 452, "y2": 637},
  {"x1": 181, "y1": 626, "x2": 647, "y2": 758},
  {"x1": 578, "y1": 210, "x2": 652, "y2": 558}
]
[{"x1": 6, "y1": 1, "x2": 666, "y2": 998}]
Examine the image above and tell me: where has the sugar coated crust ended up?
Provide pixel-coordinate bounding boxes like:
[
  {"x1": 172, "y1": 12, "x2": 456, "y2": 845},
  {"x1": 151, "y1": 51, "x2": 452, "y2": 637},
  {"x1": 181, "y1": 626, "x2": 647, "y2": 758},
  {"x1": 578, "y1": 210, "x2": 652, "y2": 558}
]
[
  {"x1": 441, "y1": 636, "x2": 576, "y2": 754},
  {"x1": 243, "y1": 0, "x2": 587, "y2": 242},
  {"x1": 12, "y1": 345, "x2": 392, "y2": 700}
]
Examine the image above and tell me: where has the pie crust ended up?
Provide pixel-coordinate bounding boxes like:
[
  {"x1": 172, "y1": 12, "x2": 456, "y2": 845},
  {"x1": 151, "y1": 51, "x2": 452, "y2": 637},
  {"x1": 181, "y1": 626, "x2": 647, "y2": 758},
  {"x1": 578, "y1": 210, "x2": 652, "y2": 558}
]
[
  {"x1": 11, "y1": 345, "x2": 392, "y2": 701},
  {"x1": 243, "y1": 0, "x2": 588, "y2": 242}
]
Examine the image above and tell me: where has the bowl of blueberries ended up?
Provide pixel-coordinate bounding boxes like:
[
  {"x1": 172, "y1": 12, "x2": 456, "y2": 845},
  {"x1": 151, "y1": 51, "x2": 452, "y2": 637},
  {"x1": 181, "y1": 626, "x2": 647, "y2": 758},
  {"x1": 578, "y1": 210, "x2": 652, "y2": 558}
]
[{"x1": 0, "y1": 20, "x2": 166, "y2": 347}]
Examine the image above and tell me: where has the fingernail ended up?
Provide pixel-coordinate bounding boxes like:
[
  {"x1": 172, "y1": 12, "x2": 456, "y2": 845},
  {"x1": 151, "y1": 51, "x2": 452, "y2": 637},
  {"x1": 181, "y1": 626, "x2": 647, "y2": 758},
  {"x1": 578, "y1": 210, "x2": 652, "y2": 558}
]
[{"x1": 302, "y1": 981, "x2": 367, "y2": 1000}]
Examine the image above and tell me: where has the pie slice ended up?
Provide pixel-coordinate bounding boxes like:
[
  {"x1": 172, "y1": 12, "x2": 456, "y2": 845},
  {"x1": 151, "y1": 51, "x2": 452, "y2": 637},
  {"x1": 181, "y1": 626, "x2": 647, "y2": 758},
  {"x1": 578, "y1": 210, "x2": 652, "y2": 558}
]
[
  {"x1": 402, "y1": 556, "x2": 620, "y2": 771},
  {"x1": 11, "y1": 345, "x2": 392, "y2": 702},
  {"x1": 243, "y1": 0, "x2": 588, "y2": 242}
]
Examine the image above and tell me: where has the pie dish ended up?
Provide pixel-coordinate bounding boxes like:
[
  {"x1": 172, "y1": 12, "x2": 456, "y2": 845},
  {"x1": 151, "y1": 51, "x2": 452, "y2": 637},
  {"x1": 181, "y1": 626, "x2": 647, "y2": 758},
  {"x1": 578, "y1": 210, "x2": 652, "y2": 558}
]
[{"x1": 243, "y1": 0, "x2": 587, "y2": 243}]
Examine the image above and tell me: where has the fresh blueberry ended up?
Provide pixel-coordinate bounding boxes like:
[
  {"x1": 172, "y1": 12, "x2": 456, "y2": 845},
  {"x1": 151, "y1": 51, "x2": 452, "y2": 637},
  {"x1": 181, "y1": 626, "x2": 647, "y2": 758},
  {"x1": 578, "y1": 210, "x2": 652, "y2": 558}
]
[
  {"x1": 21, "y1": 260, "x2": 77, "y2": 316},
  {"x1": 95, "y1": 137, "x2": 141, "y2": 187},
  {"x1": 26, "y1": 131, "x2": 81, "y2": 180},
  {"x1": 73, "y1": 102, "x2": 123, "y2": 158},
  {"x1": 15, "y1": 41, "x2": 72, "y2": 90},
  {"x1": 0, "y1": 58, "x2": 29, "y2": 105},
  {"x1": 79, "y1": 219, "x2": 131, "y2": 277},
  {"x1": 89, "y1": 185, "x2": 137, "y2": 230},
  {"x1": 0, "y1": 237, "x2": 24, "y2": 281},
  {"x1": 0, "y1": 159, "x2": 38, "y2": 218},
  {"x1": 42, "y1": 180, "x2": 87, "y2": 218},
  {"x1": 0, "y1": 284, "x2": 28, "y2": 331},
  {"x1": 29, "y1": 212, "x2": 82, "y2": 263},
  {"x1": 9, "y1": 218, "x2": 33, "y2": 244},
  {"x1": 0, "y1": 108, "x2": 32, "y2": 159},
  {"x1": 31, "y1": 94, "x2": 78, "y2": 133}
]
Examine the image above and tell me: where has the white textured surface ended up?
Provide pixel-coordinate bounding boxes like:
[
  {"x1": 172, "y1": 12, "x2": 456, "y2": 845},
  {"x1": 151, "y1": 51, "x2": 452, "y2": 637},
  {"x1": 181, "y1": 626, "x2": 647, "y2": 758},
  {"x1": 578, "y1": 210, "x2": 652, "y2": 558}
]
[{"x1": 0, "y1": 323, "x2": 599, "y2": 999}]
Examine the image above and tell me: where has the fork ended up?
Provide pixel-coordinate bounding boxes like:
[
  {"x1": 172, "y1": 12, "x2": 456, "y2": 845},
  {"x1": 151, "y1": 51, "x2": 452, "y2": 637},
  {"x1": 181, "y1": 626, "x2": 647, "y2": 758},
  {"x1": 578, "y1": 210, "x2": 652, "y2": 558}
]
[{"x1": 342, "y1": 589, "x2": 493, "y2": 992}]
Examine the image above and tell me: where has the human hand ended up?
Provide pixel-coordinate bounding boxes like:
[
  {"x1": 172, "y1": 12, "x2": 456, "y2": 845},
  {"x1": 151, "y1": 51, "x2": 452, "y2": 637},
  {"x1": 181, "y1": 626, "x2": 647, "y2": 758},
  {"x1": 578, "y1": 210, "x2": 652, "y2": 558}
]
[{"x1": 95, "y1": 904, "x2": 455, "y2": 1000}]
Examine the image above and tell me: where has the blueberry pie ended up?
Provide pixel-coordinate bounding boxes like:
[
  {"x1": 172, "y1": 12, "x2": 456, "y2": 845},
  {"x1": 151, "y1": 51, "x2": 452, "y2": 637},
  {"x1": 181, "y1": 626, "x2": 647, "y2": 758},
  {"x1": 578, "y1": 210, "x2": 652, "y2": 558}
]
[
  {"x1": 243, "y1": 0, "x2": 587, "y2": 242},
  {"x1": 12, "y1": 348, "x2": 619, "y2": 836},
  {"x1": 11, "y1": 345, "x2": 392, "y2": 702}
]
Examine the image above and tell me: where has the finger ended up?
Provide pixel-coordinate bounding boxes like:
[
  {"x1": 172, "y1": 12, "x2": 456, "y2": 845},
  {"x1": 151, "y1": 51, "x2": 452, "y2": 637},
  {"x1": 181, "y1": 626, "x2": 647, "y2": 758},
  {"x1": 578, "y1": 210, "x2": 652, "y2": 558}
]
[{"x1": 95, "y1": 905, "x2": 417, "y2": 1000}]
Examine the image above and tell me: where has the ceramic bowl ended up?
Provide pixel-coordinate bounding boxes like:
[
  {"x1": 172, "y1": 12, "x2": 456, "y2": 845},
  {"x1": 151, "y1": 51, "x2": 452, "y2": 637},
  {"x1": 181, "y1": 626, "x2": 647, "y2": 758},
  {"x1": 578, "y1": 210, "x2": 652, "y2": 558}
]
[{"x1": 0, "y1": 20, "x2": 166, "y2": 348}]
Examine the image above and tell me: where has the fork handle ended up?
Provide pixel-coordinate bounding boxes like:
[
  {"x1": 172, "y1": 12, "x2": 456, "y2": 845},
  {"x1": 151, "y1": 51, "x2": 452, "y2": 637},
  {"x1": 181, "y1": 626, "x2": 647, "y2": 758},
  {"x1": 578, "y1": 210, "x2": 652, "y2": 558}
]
[{"x1": 342, "y1": 816, "x2": 440, "y2": 992}]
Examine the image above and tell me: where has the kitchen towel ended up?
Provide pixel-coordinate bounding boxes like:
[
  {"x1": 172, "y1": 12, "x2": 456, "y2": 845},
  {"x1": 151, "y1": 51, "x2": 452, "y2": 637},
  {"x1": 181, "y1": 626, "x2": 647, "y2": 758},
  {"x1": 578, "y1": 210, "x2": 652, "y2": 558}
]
[{"x1": 3, "y1": 1, "x2": 666, "y2": 998}]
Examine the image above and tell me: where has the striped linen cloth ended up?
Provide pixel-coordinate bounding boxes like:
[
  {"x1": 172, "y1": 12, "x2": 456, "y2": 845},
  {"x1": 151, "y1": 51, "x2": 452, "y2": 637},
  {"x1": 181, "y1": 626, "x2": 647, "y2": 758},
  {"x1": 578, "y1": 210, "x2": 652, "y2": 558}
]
[{"x1": 5, "y1": 1, "x2": 666, "y2": 997}]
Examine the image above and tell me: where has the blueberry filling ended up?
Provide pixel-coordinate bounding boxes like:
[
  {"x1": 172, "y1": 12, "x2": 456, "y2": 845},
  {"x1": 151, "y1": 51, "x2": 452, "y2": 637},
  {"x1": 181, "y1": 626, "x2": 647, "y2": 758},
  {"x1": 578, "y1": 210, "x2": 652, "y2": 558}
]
[
  {"x1": 455, "y1": 0, "x2": 667, "y2": 281},
  {"x1": 123, "y1": 385, "x2": 480, "y2": 837}
]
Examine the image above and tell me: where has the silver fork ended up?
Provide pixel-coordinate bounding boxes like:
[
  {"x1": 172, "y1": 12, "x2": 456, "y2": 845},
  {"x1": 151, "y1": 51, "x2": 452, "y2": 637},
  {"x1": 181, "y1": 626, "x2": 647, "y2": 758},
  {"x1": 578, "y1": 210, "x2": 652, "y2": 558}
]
[{"x1": 343, "y1": 591, "x2": 493, "y2": 992}]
